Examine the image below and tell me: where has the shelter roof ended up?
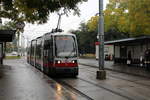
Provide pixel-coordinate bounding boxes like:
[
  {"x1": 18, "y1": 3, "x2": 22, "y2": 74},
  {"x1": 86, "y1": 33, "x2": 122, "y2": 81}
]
[
  {"x1": 105, "y1": 36, "x2": 150, "y2": 45},
  {"x1": 0, "y1": 30, "x2": 16, "y2": 42}
]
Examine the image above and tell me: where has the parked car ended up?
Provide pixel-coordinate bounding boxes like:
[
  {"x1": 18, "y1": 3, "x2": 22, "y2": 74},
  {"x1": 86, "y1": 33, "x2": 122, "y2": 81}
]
[{"x1": 11, "y1": 51, "x2": 18, "y2": 56}]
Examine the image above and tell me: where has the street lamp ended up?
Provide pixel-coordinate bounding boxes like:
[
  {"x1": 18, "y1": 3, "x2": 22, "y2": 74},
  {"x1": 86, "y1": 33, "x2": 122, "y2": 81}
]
[{"x1": 96, "y1": 0, "x2": 106, "y2": 79}]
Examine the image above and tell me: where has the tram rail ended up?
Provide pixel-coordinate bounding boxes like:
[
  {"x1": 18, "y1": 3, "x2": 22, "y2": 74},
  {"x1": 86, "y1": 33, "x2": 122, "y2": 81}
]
[{"x1": 80, "y1": 64, "x2": 150, "y2": 88}]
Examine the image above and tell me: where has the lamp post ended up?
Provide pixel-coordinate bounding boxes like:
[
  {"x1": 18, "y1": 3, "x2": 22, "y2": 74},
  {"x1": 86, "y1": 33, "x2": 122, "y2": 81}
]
[{"x1": 96, "y1": 0, "x2": 106, "y2": 79}]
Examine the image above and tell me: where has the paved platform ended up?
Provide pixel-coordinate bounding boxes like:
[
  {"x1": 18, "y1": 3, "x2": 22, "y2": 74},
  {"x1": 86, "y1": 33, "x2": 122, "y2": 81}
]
[
  {"x1": 79, "y1": 58, "x2": 150, "y2": 78},
  {"x1": 0, "y1": 59, "x2": 87, "y2": 100}
]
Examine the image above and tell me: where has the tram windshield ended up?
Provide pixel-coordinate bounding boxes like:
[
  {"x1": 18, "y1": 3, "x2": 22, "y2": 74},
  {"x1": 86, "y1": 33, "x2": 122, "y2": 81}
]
[{"x1": 55, "y1": 35, "x2": 77, "y2": 58}]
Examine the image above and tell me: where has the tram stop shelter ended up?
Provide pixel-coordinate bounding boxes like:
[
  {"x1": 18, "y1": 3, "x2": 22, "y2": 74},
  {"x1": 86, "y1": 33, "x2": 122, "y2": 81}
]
[
  {"x1": 0, "y1": 30, "x2": 16, "y2": 64},
  {"x1": 105, "y1": 36, "x2": 150, "y2": 66}
]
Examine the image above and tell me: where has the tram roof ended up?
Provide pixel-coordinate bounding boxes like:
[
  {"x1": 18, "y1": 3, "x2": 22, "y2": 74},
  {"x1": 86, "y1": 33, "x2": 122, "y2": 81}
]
[
  {"x1": 53, "y1": 32, "x2": 75, "y2": 36},
  {"x1": 31, "y1": 39, "x2": 36, "y2": 42},
  {"x1": 44, "y1": 32, "x2": 75, "y2": 36},
  {"x1": 105, "y1": 36, "x2": 150, "y2": 45},
  {"x1": 36, "y1": 36, "x2": 42, "y2": 39}
]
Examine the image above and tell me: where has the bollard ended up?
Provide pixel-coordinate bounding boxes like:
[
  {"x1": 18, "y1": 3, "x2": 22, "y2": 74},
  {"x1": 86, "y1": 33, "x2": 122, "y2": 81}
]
[{"x1": 96, "y1": 70, "x2": 106, "y2": 79}]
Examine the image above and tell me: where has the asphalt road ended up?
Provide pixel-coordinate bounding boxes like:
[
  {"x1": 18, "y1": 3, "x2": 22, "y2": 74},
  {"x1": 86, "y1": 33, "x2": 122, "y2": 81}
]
[
  {"x1": 0, "y1": 59, "x2": 87, "y2": 100},
  {"x1": 0, "y1": 58, "x2": 150, "y2": 100}
]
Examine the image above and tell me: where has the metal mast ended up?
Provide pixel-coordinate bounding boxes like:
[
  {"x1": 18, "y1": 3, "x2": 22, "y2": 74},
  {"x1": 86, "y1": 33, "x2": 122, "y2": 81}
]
[{"x1": 96, "y1": 0, "x2": 106, "y2": 79}]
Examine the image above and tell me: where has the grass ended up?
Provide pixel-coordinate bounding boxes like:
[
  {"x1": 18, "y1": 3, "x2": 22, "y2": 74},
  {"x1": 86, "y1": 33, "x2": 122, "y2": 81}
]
[
  {"x1": 79, "y1": 54, "x2": 96, "y2": 59},
  {"x1": 5, "y1": 56, "x2": 21, "y2": 59}
]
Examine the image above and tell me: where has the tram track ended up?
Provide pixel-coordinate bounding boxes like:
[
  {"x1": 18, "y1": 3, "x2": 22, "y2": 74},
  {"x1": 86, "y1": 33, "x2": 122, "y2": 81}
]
[
  {"x1": 77, "y1": 77, "x2": 136, "y2": 100},
  {"x1": 54, "y1": 71, "x2": 149, "y2": 100},
  {"x1": 80, "y1": 64, "x2": 150, "y2": 88},
  {"x1": 54, "y1": 79, "x2": 94, "y2": 100},
  {"x1": 25, "y1": 59, "x2": 149, "y2": 100},
  {"x1": 25, "y1": 62, "x2": 93, "y2": 100},
  {"x1": 52, "y1": 64, "x2": 150, "y2": 100},
  {"x1": 55, "y1": 76, "x2": 142, "y2": 100},
  {"x1": 79, "y1": 63, "x2": 150, "y2": 78}
]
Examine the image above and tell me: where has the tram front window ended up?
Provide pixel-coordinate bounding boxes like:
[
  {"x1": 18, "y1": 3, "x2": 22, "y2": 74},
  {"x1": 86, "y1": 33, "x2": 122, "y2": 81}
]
[{"x1": 55, "y1": 36, "x2": 77, "y2": 58}]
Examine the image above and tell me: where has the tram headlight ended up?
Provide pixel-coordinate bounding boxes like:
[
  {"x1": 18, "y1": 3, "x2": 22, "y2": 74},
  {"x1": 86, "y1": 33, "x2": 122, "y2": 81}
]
[
  {"x1": 57, "y1": 61, "x2": 61, "y2": 64},
  {"x1": 72, "y1": 60, "x2": 75, "y2": 63}
]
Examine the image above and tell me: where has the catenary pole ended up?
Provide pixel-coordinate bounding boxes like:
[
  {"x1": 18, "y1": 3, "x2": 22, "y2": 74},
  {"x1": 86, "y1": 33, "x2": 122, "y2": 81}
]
[
  {"x1": 96, "y1": 0, "x2": 106, "y2": 79},
  {"x1": 99, "y1": 0, "x2": 104, "y2": 70}
]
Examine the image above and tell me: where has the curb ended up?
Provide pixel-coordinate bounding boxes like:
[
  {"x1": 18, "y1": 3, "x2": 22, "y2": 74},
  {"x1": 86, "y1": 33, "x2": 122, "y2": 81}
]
[{"x1": 79, "y1": 63, "x2": 150, "y2": 78}]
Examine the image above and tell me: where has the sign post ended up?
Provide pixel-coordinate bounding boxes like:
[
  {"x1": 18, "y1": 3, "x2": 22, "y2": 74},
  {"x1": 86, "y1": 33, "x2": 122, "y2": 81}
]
[{"x1": 16, "y1": 22, "x2": 25, "y2": 56}]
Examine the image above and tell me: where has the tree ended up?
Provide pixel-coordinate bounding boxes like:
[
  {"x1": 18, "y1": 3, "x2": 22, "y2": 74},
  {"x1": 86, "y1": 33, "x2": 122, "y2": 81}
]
[
  {"x1": 106, "y1": 0, "x2": 150, "y2": 36},
  {"x1": 87, "y1": 16, "x2": 98, "y2": 32},
  {"x1": 71, "y1": 22, "x2": 97, "y2": 54},
  {"x1": 0, "y1": 21, "x2": 16, "y2": 30},
  {"x1": 87, "y1": 0, "x2": 150, "y2": 38},
  {"x1": 128, "y1": 0, "x2": 150, "y2": 36},
  {"x1": 87, "y1": 15, "x2": 128, "y2": 41},
  {"x1": 0, "y1": 0, "x2": 87, "y2": 24},
  {"x1": 104, "y1": 0, "x2": 129, "y2": 36}
]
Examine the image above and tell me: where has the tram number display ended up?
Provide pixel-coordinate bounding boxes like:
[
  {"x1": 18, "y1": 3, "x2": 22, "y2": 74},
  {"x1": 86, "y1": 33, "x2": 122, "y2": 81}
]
[{"x1": 56, "y1": 37, "x2": 71, "y2": 40}]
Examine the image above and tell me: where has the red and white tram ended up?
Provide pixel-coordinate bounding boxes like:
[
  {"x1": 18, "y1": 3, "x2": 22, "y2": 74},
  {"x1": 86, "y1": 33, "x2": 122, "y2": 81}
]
[{"x1": 27, "y1": 32, "x2": 79, "y2": 77}]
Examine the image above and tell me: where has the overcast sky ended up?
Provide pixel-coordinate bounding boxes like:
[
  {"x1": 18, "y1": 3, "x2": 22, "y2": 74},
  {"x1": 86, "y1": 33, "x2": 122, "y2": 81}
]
[{"x1": 23, "y1": 0, "x2": 109, "y2": 40}]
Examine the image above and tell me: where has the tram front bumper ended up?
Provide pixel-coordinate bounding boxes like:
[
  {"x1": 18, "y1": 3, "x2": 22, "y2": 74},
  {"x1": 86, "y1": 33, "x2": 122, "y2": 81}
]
[{"x1": 51, "y1": 67, "x2": 78, "y2": 75}]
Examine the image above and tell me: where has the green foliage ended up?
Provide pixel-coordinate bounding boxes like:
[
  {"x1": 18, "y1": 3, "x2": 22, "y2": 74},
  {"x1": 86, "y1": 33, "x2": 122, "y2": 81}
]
[
  {"x1": 5, "y1": 56, "x2": 21, "y2": 59},
  {"x1": 0, "y1": 21, "x2": 16, "y2": 30},
  {"x1": 0, "y1": 0, "x2": 87, "y2": 24},
  {"x1": 87, "y1": 0, "x2": 150, "y2": 37},
  {"x1": 104, "y1": 0, "x2": 129, "y2": 36},
  {"x1": 71, "y1": 0, "x2": 150, "y2": 55},
  {"x1": 72, "y1": 17, "x2": 128, "y2": 54},
  {"x1": 80, "y1": 54, "x2": 95, "y2": 58},
  {"x1": 5, "y1": 42, "x2": 13, "y2": 53},
  {"x1": 87, "y1": 16, "x2": 98, "y2": 31},
  {"x1": 71, "y1": 22, "x2": 97, "y2": 54},
  {"x1": 128, "y1": 0, "x2": 150, "y2": 36}
]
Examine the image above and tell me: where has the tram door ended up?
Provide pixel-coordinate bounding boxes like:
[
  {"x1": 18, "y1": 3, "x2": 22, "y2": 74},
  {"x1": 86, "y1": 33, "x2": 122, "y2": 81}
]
[
  {"x1": 48, "y1": 39, "x2": 53, "y2": 65},
  {"x1": 43, "y1": 37, "x2": 53, "y2": 74},
  {"x1": 43, "y1": 40, "x2": 49, "y2": 68}
]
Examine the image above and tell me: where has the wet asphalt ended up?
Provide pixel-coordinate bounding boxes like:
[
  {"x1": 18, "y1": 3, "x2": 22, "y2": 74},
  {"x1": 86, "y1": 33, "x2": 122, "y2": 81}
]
[
  {"x1": 0, "y1": 59, "x2": 87, "y2": 100},
  {"x1": 1, "y1": 58, "x2": 150, "y2": 100}
]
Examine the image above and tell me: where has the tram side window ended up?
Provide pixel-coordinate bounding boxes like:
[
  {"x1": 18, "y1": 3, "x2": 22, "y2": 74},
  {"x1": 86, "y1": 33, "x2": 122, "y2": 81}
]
[
  {"x1": 36, "y1": 43, "x2": 41, "y2": 59},
  {"x1": 31, "y1": 42, "x2": 36, "y2": 61},
  {"x1": 39, "y1": 44, "x2": 42, "y2": 58},
  {"x1": 31, "y1": 45, "x2": 34, "y2": 56},
  {"x1": 44, "y1": 39, "x2": 53, "y2": 61},
  {"x1": 44, "y1": 40, "x2": 50, "y2": 50},
  {"x1": 49, "y1": 39, "x2": 53, "y2": 60}
]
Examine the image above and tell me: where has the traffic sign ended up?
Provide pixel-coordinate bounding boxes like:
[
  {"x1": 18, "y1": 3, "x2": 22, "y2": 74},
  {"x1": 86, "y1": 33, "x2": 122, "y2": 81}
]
[{"x1": 16, "y1": 22, "x2": 25, "y2": 29}]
